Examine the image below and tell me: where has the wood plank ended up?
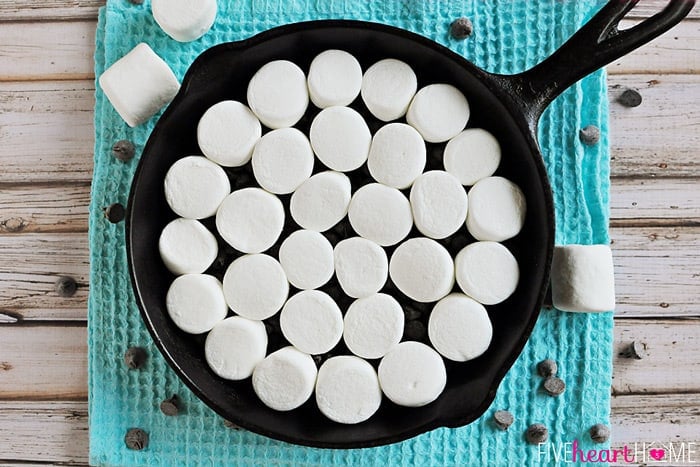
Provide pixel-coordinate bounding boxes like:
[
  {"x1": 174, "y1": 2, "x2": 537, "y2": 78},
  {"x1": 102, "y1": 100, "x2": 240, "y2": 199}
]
[
  {"x1": 626, "y1": 1, "x2": 700, "y2": 20},
  {"x1": 0, "y1": 0, "x2": 103, "y2": 21},
  {"x1": 609, "y1": 178, "x2": 700, "y2": 225}
]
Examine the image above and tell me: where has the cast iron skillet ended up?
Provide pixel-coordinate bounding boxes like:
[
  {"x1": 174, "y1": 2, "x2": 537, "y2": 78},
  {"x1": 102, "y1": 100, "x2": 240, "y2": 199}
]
[{"x1": 127, "y1": 0, "x2": 693, "y2": 448}]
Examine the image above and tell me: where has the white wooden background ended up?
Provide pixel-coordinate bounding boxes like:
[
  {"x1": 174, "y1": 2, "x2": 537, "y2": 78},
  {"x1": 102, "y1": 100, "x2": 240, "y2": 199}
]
[{"x1": 0, "y1": 1, "x2": 698, "y2": 465}]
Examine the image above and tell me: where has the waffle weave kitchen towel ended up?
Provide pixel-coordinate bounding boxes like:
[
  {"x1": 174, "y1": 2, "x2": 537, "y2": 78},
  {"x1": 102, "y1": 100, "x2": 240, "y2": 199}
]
[{"x1": 89, "y1": 0, "x2": 613, "y2": 465}]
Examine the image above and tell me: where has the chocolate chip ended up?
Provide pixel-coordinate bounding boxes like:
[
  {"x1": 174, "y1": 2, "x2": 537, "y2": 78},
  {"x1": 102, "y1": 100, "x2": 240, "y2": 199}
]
[
  {"x1": 403, "y1": 320, "x2": 426, "y2": 341},
  {"x1": 450, "y1": 17, "x2": 473, "y2": 40},
  {"x1": 159, "y1": 395, "x2": 179, "y2": 416},
  {"x1": 54, "y1": 276, "x2": 77, "y2": 297},
  {"x1": 589, "y1": 423, "x2": 610, "y2": 443},
  {"x1": 618, "y1": 88, "x2": 642, "y2": 107},
  {"x1": 104, "y1": 203, "x2": 126, "y2": 223},
  {"x1": 493, "y1": 410, "x2": 514, "y2": 430},
  {"x1": 223, "y1": 419, "x2": 241, "y2": 430},
  {"x1": 619, "y1": 341, "x2": 647, "y2": 359},
  {"x1": 542, "y1": 376, "x2": 566, "y2": 396},
  {"x1": 525, "y1": 424, "x2": 548, "y2": 444},
  {"x1": 127, "y1": 0, "x2": 144, "y2": 4},
  {"x1": 112, "y1": 140, "x2": 136, "y2": 162},
  {"x1": 537, "y1": 359, "x2": 558, "y2": 377},
  {"x1": 124, "y1": 346, "x2": 147, "y2": 369},
  {"x1": 124, "y1": 428, "x2": 149, "y2": 450},
  {"x1": 579, "y1": 125, "x2": 601, "y2": 145}
]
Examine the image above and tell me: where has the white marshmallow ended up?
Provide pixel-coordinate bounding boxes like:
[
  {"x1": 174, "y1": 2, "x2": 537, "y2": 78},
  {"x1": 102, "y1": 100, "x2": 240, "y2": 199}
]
[
  {"x1": 252, "y1": 346, "x2": 317, "y2": 411},
  {"x1": 158, "y1": 218, "x2": 218, "y2": 275},
  {"x1": 410, "y1": 171, "x2": 468, "y2": 239},
  {"x1": 343, "y1": 294, "x2": 404, "y2": 359},
  {"x1": 367, "y1": 123, "x2": 426, "y2": 189},
  {"x1": 215, "y1": 188, "x2": 284, "y2": 253},
  {"x1": 378, "y1": 341, "x2": 446, "y2": 407},
  {"x1": 310, "y1": 106, "x2": 371, "y2": 172},
  {"x1": 290, "y1": 171, "x2": 352, "y2": 232},
  {"x1": 164, "y1": 155, "x2": 231, "y2": 220},
  {"x1": 307, "y1": 50, "x2": 362, "y2": 108},
  {"x1": 406, "y1": 84, "x2": 470, "y2": 143},
  {"x1": 466, "y1": 176, "x2": 526, "y2": 242},
  {"x1": 166, "y1": 274, "x2": 228, "y2": 334},
  {"x1": 316, "y1": 356, "x2": 382, "y2": 424},
  {"x1": 389, "y1": 238, "x2": 455, "y2": 303},
  {"x1": 247, "y1": 60, "x2": 308, "y2": 129},
  {"x1": 197, "y1": 100, "x2": 262, "y2": 167},
  {"x1": 428, "y1": 294, "x2": 493, "y2": 362},
  {"x1": 278, "y1": 230, "x2": 334, "y2": 290},
  {"x1": 204, "y1": 316, "x2": 267, "y2": 380},
  {"x1": 252, "y1": 128, "x2": 314, "y2": 194},
  {"x1": 361, "y1": 59, "x2": 417, "y2": 122},
  {"x1": 151, "y1": 0, "x2": 217, "y2": 43},
  {"x1": 280, "y1": 290, "x2": 343, "y2": 355},
  {"x1": 222, "y1": 254, "x2": 289, "y2": 320},
  {"x1": 455, "y1": 241, "x2": 519, "y2": 305},
  {"x1": 98, "y1": 43, "x2": 180, "y2": 127},
  {"x1": 348, "y1": 183, "x2": 413, "y2": 247},
  {"x1": 444, "y1": 128, "x2": 501, "y2": 186},
  {"x1": 333, "y1": 237, "x2": 388, "y2": 299},
  {"x1": 551, "y1": 245, "x2": 616, "y2": 312}
]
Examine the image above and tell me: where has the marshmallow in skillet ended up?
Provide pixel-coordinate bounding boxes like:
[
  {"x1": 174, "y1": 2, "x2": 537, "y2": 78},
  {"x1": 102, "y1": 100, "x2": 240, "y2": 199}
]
[
  {"x1": 455, "y1": 242, "x2": 519, "y2": 305},
  {"x1": 159, "y1": 218, "x2": 218, "y2": 275},
  {"x1": 310, "y1": 106, "x2": 371, "y2": 172},
  {"x1": 205, "y1": 316, "x2": 267, "y2": 380},
  {"x1": 348, "y1": 183, "x2": 413, "y2": 247},
  {"x1": 252, "y1": 128, "x2": 314, "y2": 194},
  {"x1": 247, "y1": 60, "x2": 308, "y2": 129},
  {"x1": 280, "y1": 290, "x2": 343, "y2": 355},
  {"x1": 444, "y1": 128, "x2": 501, "y2": 186},
  {"x1": 378, "y1": 341, "x2": 446, "y2": 407},
  {"x1": 466, "y1": 176, "x2": 526, "y2": 242},
  {"x1": 166, "y1": 274, "x2": 228, "y2": 334},
  {"x1": 410, "y1": 171, "x2": 468, "y2": 239},
  {"x1": 222, "y1": 254, "x2": 289, "y2": 320},
  {"x1": 334, "y1": 237, "x2": 388, "y2": 298},
  {"x1": 252, "y1": 346, "x2": 317, "y2": 411},
  {"x1": 197, "y1": 100, "x2": 262, "y2": 167},
  {"x1": 215, "y1": 188, "x2": 285, "y2": 253},
  {"x1": 428, "y1": 294, "x2": 493, "y2": 362},
  {"x1": 316, "y1": 356, "x2": 382, "y2": 424},
  {"x1": 307, "y1": 50, "x2": 363, "y2": 108},
  {"x1": 551, "y1": 245, "x2": 616, "y2": 312},
  {"x1": 367, "y1": 123, "x2": 426, "y2": 189},
  {"x1": 343, "y1": 293, "x2": 404, "y2": 359},
  {"x1": 151, "y1": 0, "x2": 217, "y2": 42},
  {"x1": 361, "y1": 58, "x2": 417, "y2": 122},
  {"x1": 98, "y1": 43, "x2": 179, "y2": 127},
  {"x1": 278, "y1": 230, "x2": 334, "y2": 290},
  {"x1": 406, "y1": 84, "x2": 470, "y2": 143},
  {"x1": 290, "y1": 171, "x2": 352, "y2": 232},
  {"x1": 164, "y1": 156, "x2": 231, "y2": 219},
  {"x1": 389, "y1": 238, "x2": 455, "y2": 303}
]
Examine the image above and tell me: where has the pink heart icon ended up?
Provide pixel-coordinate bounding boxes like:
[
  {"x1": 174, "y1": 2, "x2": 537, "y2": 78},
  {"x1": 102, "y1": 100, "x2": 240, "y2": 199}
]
[{"x1": 649, "y1": 448, "x2": 666, "y2": 461}]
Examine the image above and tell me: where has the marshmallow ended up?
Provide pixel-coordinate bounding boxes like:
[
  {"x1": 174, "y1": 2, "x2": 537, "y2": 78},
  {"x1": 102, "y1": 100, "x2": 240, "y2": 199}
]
[
  {"x1": 378, "y1": 341, "x2": 446, "y2": 407},
  {"x1": 290, "y1": 171, "x2": 352, "y2": 232},
  {"x1": 280, "y1": 290, "x2": 343, "y2": 355},
  {"x1": 334, "y1": 237, "x2": 388, "y2": 299},
  {"x1": 410, "y1": 171, "x2": 468, "y2": 239},
  {"x1": 197, "y1": 100, "x2": 262, "y2": 167},
  {"x1": 367, "y1": 123, "x2": 426, "y2": 189},
  {"x1": 316, "y1": 356, "x2": 382, "y2": 424},
  {"x1": 164, "y1": 155, "x2": 231, "y2": 220},
  {"x1": 98, "y1": 43, "x2": 180, "y2": 127},
  {"x1": 466, "y1": 176, "x2": 526, "y2": 242},
  {"x1": 215, "y1": 188, "x2": 284, "y2": 253},
  {"x1": 406, "y1": 84, "x2": 470, "y2": 143},
  {"x1": 361, "y1": 59, "x2": 417, "y2": 122},
  {"x1": 222, "y1": 254, "x2": 289, "y2": 320},
  {"x1": 307, "y1": 50, "x2": 363, "y2": 108},
  {"x1": 278, "y1": 230, "x2": 334, "y2": 290},
  {"x1": 444, "y1": 128, "x2": 501, "y2": 186},
  {"x1": 310, "y1": 106, "x2": 371, "y2": 172},
  {"x1": 158, "y1": 218, "x2": 218, "y2": 275},
  {"x1": 252, "y1": 346, "x2": 317, "y2": 411},
  {"x1": 428, "y1": 294, "x2": 493, "y2": 362},
  {"x1": 204, "y1": 316, "x2": 267, "y2": 380},
  {"x1": 343, "y1": 293, "x2": 404, "y2": 359},
  {"x1": 151, "y1": 0, "x2": 217, "y2": 42},
  {"x1": 165, "y1": 274, "x2": 228, "y2": 334},
  {"x1": 551, "y1": 245, "x2": 616, "y2": 312},
  {"x1": 455, "y1": 242, "x2": 519, "y2": 305},
  {"x1": 247, "y1": 60, "x2": 308, "y2": 129},
  {"x1": 348, "y1": 183, "x2": 413, "y2": 247},
  {"x1": 389, "y1": 238, "x2": 455, "y2": 303},
  {"x1": 252, "y1": 128, "x2": 314, "y2": 194}
]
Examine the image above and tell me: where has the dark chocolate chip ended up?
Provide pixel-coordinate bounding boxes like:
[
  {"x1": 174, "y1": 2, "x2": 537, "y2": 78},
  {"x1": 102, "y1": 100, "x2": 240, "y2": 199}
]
[
  {"x1": 493, "y1": 410, "x2": 514, "y2": 431},
  {"x1": 124, "y1": 428, "x2": 149, "y2": 450},
  {"x1": 124, "y1": 346, "x2": 147, "y2": 369},
  {"x1": 525, "y1": 424, "x2": 548, "y2": 444},
  {"x1": 618, "y1": 88, "x2": 642, "y2": 108},
  {"x1": 127, "y1": 0, "x2": 144, "y2": 4},
  {"x1": 450, "y1": 17, "x2": 473, "y2": 40},
  {"x1": 542, "y1": 376, "x2": 566, "y2": 396},
  {"x1": 589, "y1": 423, "x2": 610, "y2": 443},
  {"x1": 104, "y1": 203, "x2": 126, "y2": 223},
  {"x1": 159, "y1": 395, "x2": 179, "y2": 416},
  {"x1": 403, "y1": 320, "x2": 426, "y2": 341},
  {"x1": 54, "y1": 276, "x2": 77, "y2": 297},
  {"x1": 619, "y1": 341, "x2": 647, "y2": 360},
  {"x1": 112, "y1": 140, "x2": 136, "y2": 162},
  {"x1": 537, "y1": 359, "x2": 558, "y2": 378},
  {"x1": 579, "y1": 125, "x2": 601, "y2": 145}
]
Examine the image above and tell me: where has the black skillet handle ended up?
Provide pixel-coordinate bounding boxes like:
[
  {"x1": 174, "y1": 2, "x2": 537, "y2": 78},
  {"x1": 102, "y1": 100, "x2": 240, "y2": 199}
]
[{"x1": 503, "y1": 0, "x2": 695, "y2": 126}]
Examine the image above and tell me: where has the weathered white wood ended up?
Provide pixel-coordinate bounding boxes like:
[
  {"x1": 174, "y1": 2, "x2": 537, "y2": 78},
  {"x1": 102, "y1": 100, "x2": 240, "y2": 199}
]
[
  {"x1": 626, "y1": 1, "x2": 700, "y2": 20},
  {"x1": 609, "y1": 178, "x2": 700, "y2": 225},
  {"x1": 0, "y1": 0, "x2": 104, "y2": 21}
]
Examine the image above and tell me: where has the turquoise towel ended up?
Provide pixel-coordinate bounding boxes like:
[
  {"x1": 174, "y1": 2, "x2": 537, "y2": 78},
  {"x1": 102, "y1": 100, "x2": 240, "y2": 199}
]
[{"x1": 89, "y1": 1, "x2": 613, "y2": 465}]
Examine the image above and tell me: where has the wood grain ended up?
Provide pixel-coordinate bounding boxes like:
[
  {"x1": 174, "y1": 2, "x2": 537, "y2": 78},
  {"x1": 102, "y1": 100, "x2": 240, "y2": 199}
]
[
  {"x1": 0, "y1": 0, "x2": 104, "y2": 21},
  {"x1": 610, "y1": 179, "x2": 700, "y2": 226}
]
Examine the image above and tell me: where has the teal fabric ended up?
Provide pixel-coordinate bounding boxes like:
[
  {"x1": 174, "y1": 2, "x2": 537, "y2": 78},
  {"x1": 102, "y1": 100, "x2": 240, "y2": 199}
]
[{"x1": 89, "y1": 1, "x2": 613, "y2": 465}]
